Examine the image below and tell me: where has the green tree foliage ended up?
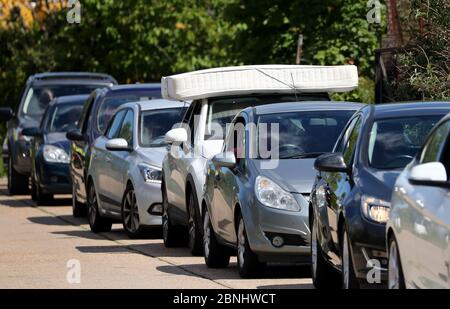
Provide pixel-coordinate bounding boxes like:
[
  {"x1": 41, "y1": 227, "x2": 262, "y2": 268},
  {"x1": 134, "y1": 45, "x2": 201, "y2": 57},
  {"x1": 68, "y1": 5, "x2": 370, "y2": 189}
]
[
  {"x1": 1, "y1": 0, "x2": 386, "y2": 111},
  {"x1": 397, "y1": 0, "x2": 449, "y2": 101}
]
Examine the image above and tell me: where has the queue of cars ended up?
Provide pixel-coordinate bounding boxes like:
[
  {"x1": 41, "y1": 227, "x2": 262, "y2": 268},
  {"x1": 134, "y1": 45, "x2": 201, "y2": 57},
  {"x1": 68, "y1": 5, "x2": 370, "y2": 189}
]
[{"x1": 0, "y1": 66, "x2": 449, "y2": 289}]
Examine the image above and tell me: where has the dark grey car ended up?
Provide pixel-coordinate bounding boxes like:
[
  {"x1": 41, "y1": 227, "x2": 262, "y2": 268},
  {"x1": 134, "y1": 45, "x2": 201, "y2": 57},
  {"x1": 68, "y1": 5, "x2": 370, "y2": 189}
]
[
  {"x1": 0, "y1": 72, "x2": 117, "y2": 195},
  {"x1": 202, "y1": 101, "x2": 363, "y2": 278}
]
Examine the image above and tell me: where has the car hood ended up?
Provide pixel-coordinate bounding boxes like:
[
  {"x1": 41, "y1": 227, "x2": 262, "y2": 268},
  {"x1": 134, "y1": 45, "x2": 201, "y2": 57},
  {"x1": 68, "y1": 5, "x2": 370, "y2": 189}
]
[
  {"x1": 136, "y1": 146, "x2": 167, "y2": 168},
  {"x1": 44, "y1": 132, "x2": 70, "y2": 151},
  {"x1": 253, "y1": 159, "x2": 317, "y2": 194},
  {"x1": 358, "y1": 168, "x2": 402, "y2": 202}
]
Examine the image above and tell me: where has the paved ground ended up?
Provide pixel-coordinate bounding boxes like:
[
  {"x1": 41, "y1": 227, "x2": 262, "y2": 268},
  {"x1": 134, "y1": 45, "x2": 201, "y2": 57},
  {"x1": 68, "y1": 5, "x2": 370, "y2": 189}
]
[{"x1": 0, "y1": 180, "x2": 313, "y2": 289}]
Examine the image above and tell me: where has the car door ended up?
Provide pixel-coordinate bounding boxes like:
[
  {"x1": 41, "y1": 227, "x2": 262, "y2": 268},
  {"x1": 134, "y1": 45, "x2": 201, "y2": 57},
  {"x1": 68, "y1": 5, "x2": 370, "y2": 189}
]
[
  {"x1": 71, "y1": 93, "x2": 96, "y2": 201},
  {"x1": 95, "y1": 109, "x2": 127, "y2": 211},
  {"x1": 107, "y1": 108, "x2": 135, "y2": 212},
  {"x1": 405, "y1": 120, "x2": 450, "y2": 288},
  {"x1": 166, "y1": 101, "x2": 202, "y2": 223},
  {"x1": 212, "y1": 116, "x2": 247, "y2": 242},
  {"x1": 323, "y1": 115, "x2": 363, "y2": 261}
]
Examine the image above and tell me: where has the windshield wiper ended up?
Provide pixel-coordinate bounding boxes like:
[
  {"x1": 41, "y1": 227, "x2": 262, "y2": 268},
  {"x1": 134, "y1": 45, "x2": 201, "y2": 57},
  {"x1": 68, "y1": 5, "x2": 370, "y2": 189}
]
[{"x1": 279, "y1": 152, "x2": 325, "y2": 159}]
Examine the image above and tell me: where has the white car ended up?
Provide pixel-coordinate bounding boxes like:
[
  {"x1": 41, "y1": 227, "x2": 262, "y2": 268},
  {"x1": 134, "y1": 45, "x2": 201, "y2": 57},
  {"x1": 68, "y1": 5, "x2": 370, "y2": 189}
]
[
  {"x1": 86, "y1": 99, "x2": 188, "y2": 238},
  {"x1": 161, "y1": 65, "x2": 359, "y2": 255},
  {"x1": 387, "y1": 113, "x2": 450, "y2": 289}
]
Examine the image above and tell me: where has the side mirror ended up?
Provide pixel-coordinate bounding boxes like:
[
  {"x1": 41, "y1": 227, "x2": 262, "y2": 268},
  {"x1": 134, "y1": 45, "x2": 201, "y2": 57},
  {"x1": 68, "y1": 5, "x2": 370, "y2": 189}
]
[
  {"x1": 21, "y1": 127, "x2": 42, "y2": 137},
  {"x1": 409, "y1": 162, "x2": 449, "y2": 187},
  {"x1": 212, "y1": 152, "x2": 237, "y2": 169},
  {"x1": 314, "y1": 152, "x2": 349, "y2": 173},
  {"x1": 66, "y1": 129, "x2": 85, "y2": 142},
  {"x1": 165, "y1": 128, "x2": 188, "y2": 144},
  {"x1": 0, "y1": 107, "x2": 14, "y2": 121},
  {"x1": 106, "y1": 138, "x2": 131, "y2": 151}
]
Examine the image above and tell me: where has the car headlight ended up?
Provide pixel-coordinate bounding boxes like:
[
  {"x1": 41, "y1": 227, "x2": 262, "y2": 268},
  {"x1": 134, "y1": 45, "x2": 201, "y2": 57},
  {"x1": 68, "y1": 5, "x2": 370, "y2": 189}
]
[
  {"x1": 255, "y1": 176, "x2": 300, "y2": 212},
  {"x1": 43, "y1": 145, "x2": 70, "y2": 163},
  {"x1": 361, "y1": 195, "x2": 390, "y2": 223},
  {"x1": 138, "y1": 164, "x2": 162, "y2": 184}
]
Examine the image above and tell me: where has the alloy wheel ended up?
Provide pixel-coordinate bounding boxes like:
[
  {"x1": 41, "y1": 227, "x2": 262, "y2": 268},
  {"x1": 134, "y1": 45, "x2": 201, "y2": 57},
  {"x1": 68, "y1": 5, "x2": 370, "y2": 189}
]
[
  {"x1": 311, "y1": 220, "x2": 318, "y2": 279},
  {"x1": 388, "y1": 240, "x2": 401, "y2": 289},
  {"x1": 162, "y1": 189, "x2": 169, "y2": 243},
  {"x1": 203, "y1": 211, "x2": 211, "y2": 259},
  {"x1": 88, "y1": 185, "x2": 97, "y2": 226},
  {"x1": 123, "y1": 189, "x2": 139, "y2": 233},
  {"x1": 237, "y1": 219, "x2": 246, "y2": 268},
  {"x1": 188, "y1": 194, "x2": 196, "y2": 248},
  {"x1": 342, "y1": 231, "x2": 350, "y2": 289}
]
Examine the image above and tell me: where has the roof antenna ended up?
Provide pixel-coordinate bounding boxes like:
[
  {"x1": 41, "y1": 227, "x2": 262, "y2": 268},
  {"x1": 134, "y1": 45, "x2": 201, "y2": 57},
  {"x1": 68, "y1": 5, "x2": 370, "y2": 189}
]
[{"x1": 290, "y1": 72, "x2": 299, "y2": 101}]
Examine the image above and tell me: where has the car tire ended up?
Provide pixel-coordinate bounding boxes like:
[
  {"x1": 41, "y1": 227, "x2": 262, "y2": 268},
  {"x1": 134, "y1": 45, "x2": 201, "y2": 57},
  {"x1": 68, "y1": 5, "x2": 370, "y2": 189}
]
[
  {"x1": 162, "y1": 181, "x2": 185, "y2": 247},
  {"x1": 388, "y1": 236, "x2": 405, "y2": 289},
  {"x1": 31, "y1": 175, "x2": 37, "y2": 201},
  {"x1": 72, "y1": 183, "x2": 86, "y2": 218},
  {"x1": 121, "y1": 184, "x2": 146, "y2": 239},
  {"x1": 7, "y1": 155, "x2": 29, "y2": 195},
  {"x1": 236, "y1": 213, "x2": 265, "y2": 278},
  {"x1": 342, "y1": 226, "x2": 359, "y2": 289},
  {"x1": 87, "y1": 181, "x2": 112, "y2": 233},
  {"x1": 187, "y1": 190, "x2": 203, "y2": 256},
  {"x1": 203, "y1": 207, "x2": 230, "y2": 268},
  {"x1": 32, "y1": 174, "x2": 53, "y2": 206},
  {"x1": 311, "y1": 215, "x2": 340, "y2": 289}
]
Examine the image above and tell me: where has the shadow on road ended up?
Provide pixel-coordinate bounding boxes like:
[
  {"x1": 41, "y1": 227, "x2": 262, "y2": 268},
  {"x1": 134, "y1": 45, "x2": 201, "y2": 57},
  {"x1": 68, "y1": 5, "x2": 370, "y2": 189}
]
[
  {"x1": 156, "y1": 263, "x2": 311, "y2": 281},
  {"x1": 28, "y1": 216, "x2": 73, "y2": 226},
  {"x1": 257, "y1": 283, "x2": 315, "y2": 289}
]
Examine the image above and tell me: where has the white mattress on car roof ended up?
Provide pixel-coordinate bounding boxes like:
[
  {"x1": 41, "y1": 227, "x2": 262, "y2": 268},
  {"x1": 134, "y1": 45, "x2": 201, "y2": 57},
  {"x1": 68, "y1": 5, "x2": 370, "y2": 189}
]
[{"x1": 161, "y1": 65, "x2": 359, "y2": 101}]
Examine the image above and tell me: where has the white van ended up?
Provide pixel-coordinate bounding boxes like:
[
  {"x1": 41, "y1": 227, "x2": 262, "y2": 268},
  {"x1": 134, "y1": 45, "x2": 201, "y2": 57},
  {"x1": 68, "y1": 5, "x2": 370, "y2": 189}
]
[{"x1": 161, "y1": 65, "x2": 359, "y2": 255}]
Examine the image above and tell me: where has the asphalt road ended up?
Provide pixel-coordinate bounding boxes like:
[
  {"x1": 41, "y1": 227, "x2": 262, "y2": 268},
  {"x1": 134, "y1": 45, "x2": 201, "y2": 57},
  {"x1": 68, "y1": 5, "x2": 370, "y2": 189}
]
[{"x1": 0, "y1": 179, "x2": 313, "y2": 289}]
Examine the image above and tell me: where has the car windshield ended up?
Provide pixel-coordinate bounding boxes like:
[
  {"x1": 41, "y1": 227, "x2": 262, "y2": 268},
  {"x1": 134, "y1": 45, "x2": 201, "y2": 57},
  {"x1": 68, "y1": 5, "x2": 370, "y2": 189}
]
[
  {"x1": 205, "y1": 94, "x2": 328, "y2": 140},
  {"x1": 368, "y1": 115, "x2": 443, "y2": 169},
  {"x1": 97, "y1": 94, "x2": 160, "y2": 133},
  {"x1": 45, "y1": 103, "x2": 84, "y2": 133},
  {"x1": 257, "y1": 110, "x2": 356, "y2": 159},
  {"x1": 140, "y1": 107, "x2": 187, "y2": 147},
  {"x1": 21, "y1": 85, "x2": 101, "y2": 121}
]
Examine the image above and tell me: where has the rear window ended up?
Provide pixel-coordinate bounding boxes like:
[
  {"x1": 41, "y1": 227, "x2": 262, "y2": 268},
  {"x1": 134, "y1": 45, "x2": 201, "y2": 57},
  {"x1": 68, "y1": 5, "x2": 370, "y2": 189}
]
[
  {"x1": 21, "y1": 85, "x2": 101, "y2": 121},
  {"x1": 97, "y1": 93, "x2": 160, "y2": 133}
]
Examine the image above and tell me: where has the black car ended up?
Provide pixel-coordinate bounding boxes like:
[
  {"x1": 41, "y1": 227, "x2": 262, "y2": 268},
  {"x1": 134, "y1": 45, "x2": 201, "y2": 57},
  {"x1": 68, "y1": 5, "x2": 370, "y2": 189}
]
[
  {"x1": 310, "y1": 102, "x2": 450, "y2": 289},
  {"x1": 67, "y1": 83, "x2": 162, "y2": 217},
  {"x1": 0, "y1": 72, "x2": 117, "y2": 195},
  {"x1": 22, "y1": 95, "x2": 88, "y2": 205}
]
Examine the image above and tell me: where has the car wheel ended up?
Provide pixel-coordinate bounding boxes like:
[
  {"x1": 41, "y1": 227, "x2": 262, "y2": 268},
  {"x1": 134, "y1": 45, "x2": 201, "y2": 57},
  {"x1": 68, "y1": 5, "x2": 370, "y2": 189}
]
[
  {"x1": 87, "y1": 181, "x2": 112, "y2": 233},
  {"x1": 72, "y1": 183, "x2": 86, "y2": 218},
  {"x1": 236, "y1": 214, "x2": 264, "y2": 278},
  {"x1": 34, "y1": 175, "x2": 53, "y2": 206},
  {"x1": 203, "y1": 207, "x2": 230, "y2": 268},
  {"x1": 388, "y1": 237, "x2": 405, "y2": 289},
  {"x1": 7, "y1": 155, "x2": 29, "y2": 195},
  {"x1": 311, "y1": 215, "x2": 340, "y2": 289},
  {"x1": 187, "y1": 190, "x2": 203, "y2": 256},
  {"x1": 121, "y1": 185, "x2": 146, "y2": 239},
  {"x1": 31, "y1": 175, "x2": 37, "y2": 201},
  {"x1": 162, "y1": 181, "x2": 185, "y2": 247},
  {"x1": 342, "y1": 227, "x2": 359, "y2": 289}
]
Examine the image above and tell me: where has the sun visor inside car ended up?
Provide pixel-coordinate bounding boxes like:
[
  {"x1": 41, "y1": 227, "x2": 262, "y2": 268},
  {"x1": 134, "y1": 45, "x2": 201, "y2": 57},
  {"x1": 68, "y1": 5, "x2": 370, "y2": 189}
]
[{"x1": 161, "y1": 65, "x2": 359, "y2": 101}]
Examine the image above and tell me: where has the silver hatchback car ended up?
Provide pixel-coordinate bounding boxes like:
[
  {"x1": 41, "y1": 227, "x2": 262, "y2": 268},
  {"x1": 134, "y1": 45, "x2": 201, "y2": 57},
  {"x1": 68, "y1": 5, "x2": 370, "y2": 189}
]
[
  {"x1": 202, "y1": 101, "x2": 363, "y2": 278},
  {"x1": 87, "y1": 100, "x2": 188, "y2": 238}
]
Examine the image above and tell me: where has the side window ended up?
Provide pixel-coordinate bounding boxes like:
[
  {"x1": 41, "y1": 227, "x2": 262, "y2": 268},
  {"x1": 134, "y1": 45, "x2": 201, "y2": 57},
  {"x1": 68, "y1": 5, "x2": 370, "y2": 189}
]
[
  {"x1": 225, "y1": 117, "x2": 246, "y2": 169},
  {"x1": 335, "y1": 116, "x2": 359, "y2": 153},
  {"x1": 119, "y1": 110, "x2": 134, "y2": 146},
  {"x1": 342, "y1": 116, "x2": 362, "y2": 165},
  {"x1": 79, "y1": 94, "x2": 95, "y2": 133},
  {"x1": 187, "y1": 102, "x2": 202, "y2": 145},
  {"x1": 421, "y1": 120, "x2": 450, "y2": 164},
  {"x1": 106, "y1": 110, "x2": 127, "y2": 139},
  {"x1": 182, "y1": 101, "x2": 195, "y2": 125}
]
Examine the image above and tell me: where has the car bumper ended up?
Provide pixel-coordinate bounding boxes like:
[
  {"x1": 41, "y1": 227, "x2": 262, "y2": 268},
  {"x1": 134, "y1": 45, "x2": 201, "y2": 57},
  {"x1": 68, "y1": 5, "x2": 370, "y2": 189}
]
[
  {"x1": 135, "y1": 179, "x2": 163, "y2": 227},
  {"x1": 37, "y1": 161, "x2": 72, "y2": 194},
  {"x1": 348, "y1": 215, "x2": 388, "y2": 284},
  {"x1": 243, "y1": 195, "x2": 311, "y2": 263}
]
